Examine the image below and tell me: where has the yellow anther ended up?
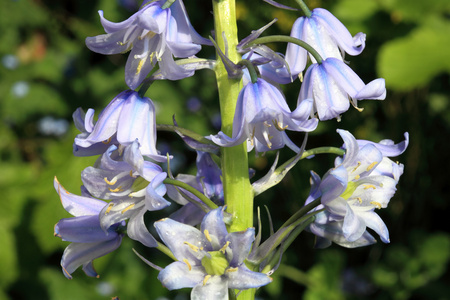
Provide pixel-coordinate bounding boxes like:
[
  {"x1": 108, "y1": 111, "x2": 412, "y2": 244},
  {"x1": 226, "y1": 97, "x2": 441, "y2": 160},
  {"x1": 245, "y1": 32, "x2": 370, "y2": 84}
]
[
  {"x1": 105, "y1": 203, "x2": 114, "y2": 215},
  {"x1": 117, "y1": 41, "x2": 126, "y2": 46},
  {"x1": 121, "y1": 203, "x2": 135, "y2": 214},
  {"x1": 219, "y1": 241, "x2": 230, "y2": 254},
  {"x1": 370, "y1": 201, "x2": 382, "y2": 209},
  {"x1": 203, "y1": 275, "x2": 211, "y2": 286},
  {"x1": 204, "y1": 229, "x2": 212, "y2": 242},
  {"x1": 136, "y1": 59, "x2": 145, "y2": 75},
  {"x1": 108, "y1": 186, "x2": 123, "y2": 192},
  {"x1": 183, "y1": 259, "x2": 192, "y2": 271},
  {"x1": 354, "y1": 175, "x2": 360, "y2": 180},
  {"x1": 102, "y1": 137, "x2": 112, "y2": 145},
  {"x1": 363, "y1": 184, "x2": 376, "y2": 190},
  {"x1": 184, "y1": 242, "x2": 199, "y2": 252},
  {"x1": 129, "y1": 170, "x2": 135, "y2": 177},
  {"x1": 367, "y1": 162, "x2": 378, "y2": 171},
  {"x1": 273, "y1": 120, "x2": 288, "y2": 131},
  {"x1": 263, "y1": 121, "x2": 272, "y2": 127},
  {"x1": 356, "y1": 197, "x2": 362, "y2": 204},
  {"x1": 226, "y1": 267, "x2": 239, "y2": 273},
  {"x1": 104, "y1": 177, "x2": 117, "y2": 185},
  {"x1": 352, "y1": 161, "x2": 361, "y2": 172}
]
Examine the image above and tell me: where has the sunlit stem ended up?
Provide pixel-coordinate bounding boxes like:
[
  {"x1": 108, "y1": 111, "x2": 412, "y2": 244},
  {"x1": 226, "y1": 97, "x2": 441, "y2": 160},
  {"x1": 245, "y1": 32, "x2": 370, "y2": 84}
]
[
  {"x1": 213, "y1": 0, "x2": 255, "y2": 298},
  {"x1": 246, "y1": 35, "x2": 323, "y2": 64},
  {"x1": 156, "y1": 241, "x2": 176, "y2": 261},
  {"x1": 301, "y1": 146, "x2": 345, "y2": 158},
  {"x1": 163, "y1": 178, "x2": 218, "y2": 210},
  {"x1": 294, "y1": 0, "x2": 312, "y2": 17}
]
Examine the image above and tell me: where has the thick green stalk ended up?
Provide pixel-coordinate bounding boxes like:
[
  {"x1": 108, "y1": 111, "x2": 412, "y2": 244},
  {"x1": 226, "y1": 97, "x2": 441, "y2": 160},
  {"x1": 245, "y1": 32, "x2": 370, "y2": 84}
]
[
  {"x1": 212, "y1": 0, "x2": 255, "y2": 298},
  {"x1": 212, "y1": 0, "x2": 253, "y2": 232}
]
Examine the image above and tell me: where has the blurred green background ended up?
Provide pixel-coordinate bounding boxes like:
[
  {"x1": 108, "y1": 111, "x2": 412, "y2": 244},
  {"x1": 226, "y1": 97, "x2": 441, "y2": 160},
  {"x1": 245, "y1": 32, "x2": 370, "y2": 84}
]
[{"x1": 0, "y1": 0, "x2": 449, "y2": 299}]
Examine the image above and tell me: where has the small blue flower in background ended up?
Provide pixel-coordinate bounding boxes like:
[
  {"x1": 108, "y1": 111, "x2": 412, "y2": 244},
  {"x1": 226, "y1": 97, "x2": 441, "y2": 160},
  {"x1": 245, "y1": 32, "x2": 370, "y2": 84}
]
[
  {"x1": 38, "y1": 116, "x2": 70, "y2": 137},
  {"x1": 211, "y1": 78, "x2": 318, "y2": 153},
  {"x1": 155, "y1": 207, "x2": 272, "y2": 299},
  {"x1": 285, "y1": 8, "x2": 366, "y2": 76},
  {"x1": 298, "y1": 58, "x2": 386, "y2": 121},
  {"x1": 168, "y1": 151, "x2": 224, "y2": 225},
  {"x1": 53, "y1": 178, "x2": 123, "y2": 279},
  {"x1": 86, "y1": 0, "x2": 210, "y2": 89},
  {"x1": 305, "y1": 130, "x2": 408, "y2": 248},
  {"x1": 73, "y1": 90, "x2": 167, "y2": 162}
]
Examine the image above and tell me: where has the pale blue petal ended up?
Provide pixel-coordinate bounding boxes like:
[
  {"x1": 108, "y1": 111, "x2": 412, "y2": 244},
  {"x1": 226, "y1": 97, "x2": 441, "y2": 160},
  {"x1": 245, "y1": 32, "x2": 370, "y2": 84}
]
[
  {"x1": 61, "y1": 236, "x2": 122, "y2": 279},
  {"x1": 55, "y1": 215, "x2": 118, "y2": 243},
  {"x1": 312, "y1": 8, "x2": 365, "y2": 56},
  {"x1": 200, "y1": 208, "x2": 228, "y2": 248},
  {"x1": 226, "y1": 228, "x2": 255, "y2": 266},
  {"x1": 158, "y1": 261, "x2": 205, "y2": 290},
  {"x1": 343, "y1": 205, "x2": 366, "y2": 242},
  {"x1": 191, "y1": 276, "x2": 228, "y2": 300},
  {"x1": 227, "y1": 265, "x2": 272, "y2": 289},
  {"x1": 54, "y1": 178, "x2": 106, "y2": 217},
  {"x1": 154, "y1": 218, "x2": 209, "y2": 262},
  {"x1": 127, "y1": 209, "x2": 158, "y2": 247}
]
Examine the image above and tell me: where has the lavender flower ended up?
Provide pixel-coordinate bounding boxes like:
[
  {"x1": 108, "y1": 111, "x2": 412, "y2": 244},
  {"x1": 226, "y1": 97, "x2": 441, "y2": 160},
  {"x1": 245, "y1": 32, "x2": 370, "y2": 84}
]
[
  {"x1": 155, "y1": 208, "x2": 272, "y2": 299},
  {"x1": 306, "y1": 130, "x2": 408, "y2": 248},
  {"x1": 53, "y1": 178, "x2": 123, "y2": 279},
  {"x1": 211, "y1": 78, "x2": 318, "y2": 153},
  {"x1": 73, "y1": 90, "x2": 167, "y2": 162},
  {"x1": 285, "y1": 8, "x2": 366, "y2": 76},
  {"x1": 86, "y1": 0, "x2": 210, "y2": 89},
  {"x1": 81, "y1": 141, "x2": 170, "y2": 247},
  {"x1": 298, "y1": 58, "x2": 386, "y2": 121}
]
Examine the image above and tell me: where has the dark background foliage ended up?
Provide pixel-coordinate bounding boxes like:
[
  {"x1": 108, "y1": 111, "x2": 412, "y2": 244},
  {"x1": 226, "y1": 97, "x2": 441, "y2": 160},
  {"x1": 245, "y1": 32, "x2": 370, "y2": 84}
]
[{"x1": 0, "y1": 0, "x2": 449, "y2": 299}]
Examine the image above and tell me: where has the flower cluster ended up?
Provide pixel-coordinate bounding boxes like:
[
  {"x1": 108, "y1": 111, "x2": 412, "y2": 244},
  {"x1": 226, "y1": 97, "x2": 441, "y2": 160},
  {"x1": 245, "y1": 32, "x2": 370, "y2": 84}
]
[
  {"x1": 53, "y1": 0, "x2": 408, "y2": 299},
  {"x1": 305, "y1": 130, "x2": 408, "y2": 248}
]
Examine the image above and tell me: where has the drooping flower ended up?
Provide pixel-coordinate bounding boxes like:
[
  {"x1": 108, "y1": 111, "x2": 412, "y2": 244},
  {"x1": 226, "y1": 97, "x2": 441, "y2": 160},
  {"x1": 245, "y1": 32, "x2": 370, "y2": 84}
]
[
  {"x1": 167, "y1": 151, "x2": 224, "y2": 225},
  {"x1": 285, "y1": 8, "x2": 366, "y2": 76},
  {"x1": 305, "y1": 130, "x2": 408, "y2": 248},
  {"x1": 53, "y1": 178, "x2": 123, "y2": 279},
  {"x1": 298, "y1": 58, "x2": 386, "y2": 121},
  {"x1": 73, "y1": 90, "x2": 167, "y2": 162},
  {"x1": 155, "y1": 207, "x2": 272, "y2": 299},
  {"x1": 81, "y1": 141, "x2": 170, "y2": 247},
  {"x1": 211, "y1": 78, "x2": 318, "y2": 153},
  {"x1": 86, "y1": 0, "x2": 210, "y2": 89}
]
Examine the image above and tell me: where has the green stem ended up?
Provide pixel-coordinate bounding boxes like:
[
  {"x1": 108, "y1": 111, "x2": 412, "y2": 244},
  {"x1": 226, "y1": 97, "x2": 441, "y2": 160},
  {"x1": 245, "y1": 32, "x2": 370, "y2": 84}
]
[
  {"x1": 238, "y1": 59, "x2": 258, "y2": 84},
  {"x1": 246, "y1": 35, "x2": 323, "y2": 64},
  {"x1": 283, "y1": 198, "x2": 321, "y2": 227},
  {"x1": 163, "y1": 178, "x2": 218, "y2": 210},
  {"x1": 213, "y1": 0, "x2": 255, "y2": 298},
  {"x1": 156, "y1": 241, "x2": 176, "y2": 261},
  {"x1": 294, "y1": 0, "x2": 312, "y2": 17},
  {"x1": 301, "y1": 146, "x2": 345, "y2": 158}
]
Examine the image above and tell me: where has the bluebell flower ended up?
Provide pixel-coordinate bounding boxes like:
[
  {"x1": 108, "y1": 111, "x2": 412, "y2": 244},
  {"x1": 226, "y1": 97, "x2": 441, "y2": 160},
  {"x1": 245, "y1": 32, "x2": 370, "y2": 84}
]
[
  {"x1": 211, "y1": 78, "x2": 318, "y2": 153},
  {"x1": 285, "y1": 8, "x2": 366, "y2": 76},
  {"x1": 74, "y1": 90, "x2": 167, "y2": 162},
  {"x1": 305, "y1": 130, "x2": 408, "y2": 248},
  {"x1": 168, "y1": 151, "x2": 224, "y2": 225},
  {"x1": 81, "y1": 141, "x2": 170, "y2": 247},
  {"x1": 86, "y1": 0, "x2": 210, "y2": 89},
  {"x1": 298, "y1": 58, "x2": 386, "y2": 121},
  {"x1": 155, "y1": 208, "x2": 272, "y2": 299},
  {"x1": 53, "y1": 178, "x2": 123, "y2": 279}
]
